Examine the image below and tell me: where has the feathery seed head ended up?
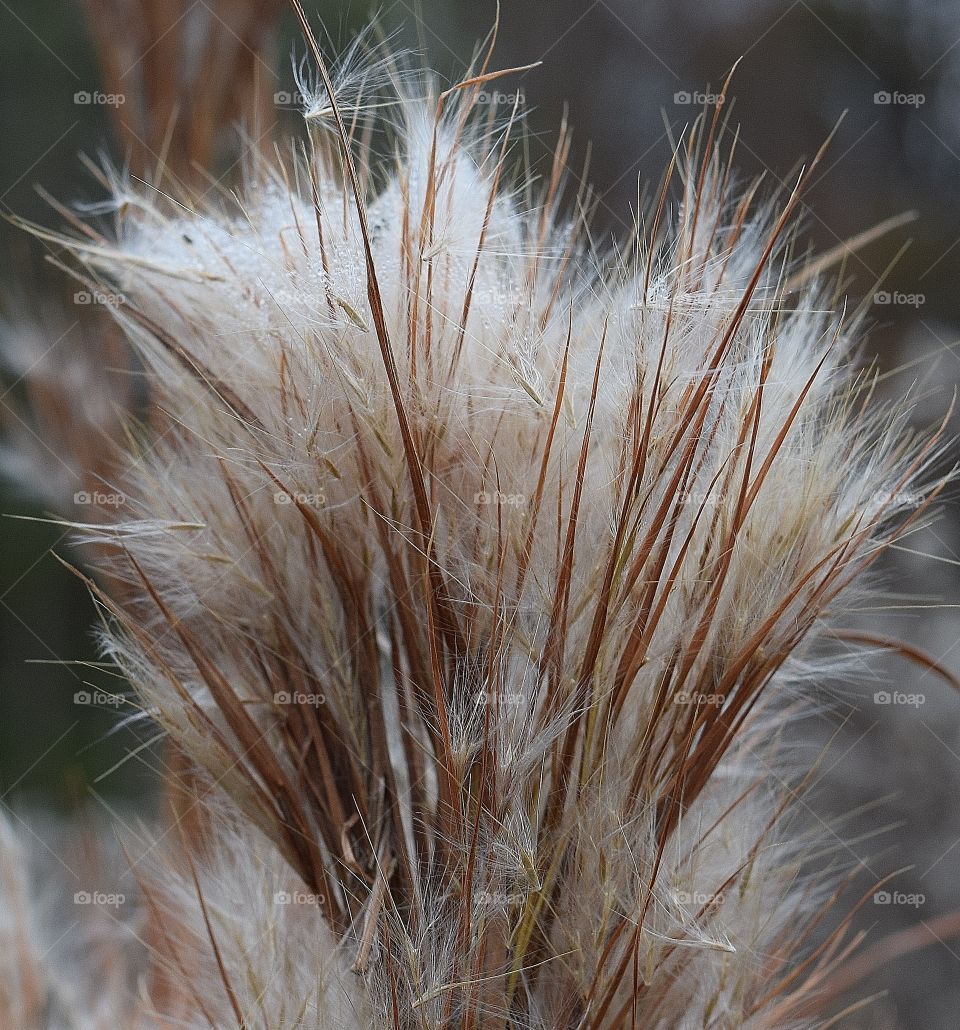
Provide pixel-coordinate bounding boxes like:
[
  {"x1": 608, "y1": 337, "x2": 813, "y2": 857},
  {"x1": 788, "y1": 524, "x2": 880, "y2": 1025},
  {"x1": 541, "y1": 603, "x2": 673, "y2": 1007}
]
[{"x1": 5, "y1": 18, "x2": 949, "y2": 1028}]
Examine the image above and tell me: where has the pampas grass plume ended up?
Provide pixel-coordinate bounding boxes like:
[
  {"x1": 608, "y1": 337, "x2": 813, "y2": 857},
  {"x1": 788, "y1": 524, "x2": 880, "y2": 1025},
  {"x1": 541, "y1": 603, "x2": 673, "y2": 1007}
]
[{"x1": 1, "y1": 4, "x2": 954, "y2": 1027}]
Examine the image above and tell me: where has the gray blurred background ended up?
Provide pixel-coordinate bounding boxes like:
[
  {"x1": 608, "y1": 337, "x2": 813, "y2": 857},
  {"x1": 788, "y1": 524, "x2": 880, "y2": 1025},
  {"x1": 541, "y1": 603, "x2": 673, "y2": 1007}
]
[{"x1": 1, "y1": 1, "x2": 959, "y2": 1026}]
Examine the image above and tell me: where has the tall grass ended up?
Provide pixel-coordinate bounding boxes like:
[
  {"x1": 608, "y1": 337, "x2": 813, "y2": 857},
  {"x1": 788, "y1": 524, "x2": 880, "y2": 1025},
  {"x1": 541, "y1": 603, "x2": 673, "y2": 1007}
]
[{"x1": 0, "y1": 2, "x2": 953, "y2": 1026}]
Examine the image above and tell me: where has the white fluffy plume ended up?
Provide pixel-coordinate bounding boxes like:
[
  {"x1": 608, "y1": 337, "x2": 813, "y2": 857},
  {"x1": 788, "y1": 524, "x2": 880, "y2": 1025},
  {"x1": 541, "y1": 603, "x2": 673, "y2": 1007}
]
[{"x1": 2, "y1": 15, "x2": 951, "y2": 1029}]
